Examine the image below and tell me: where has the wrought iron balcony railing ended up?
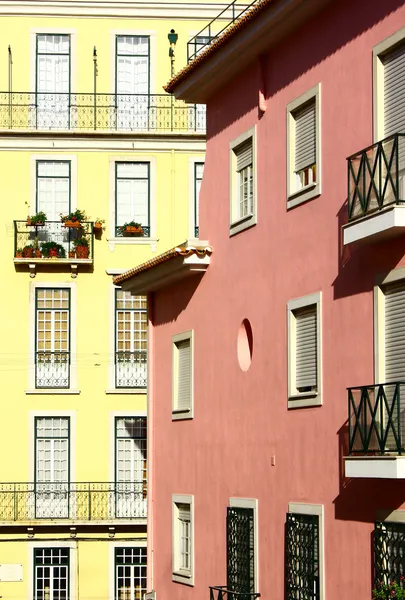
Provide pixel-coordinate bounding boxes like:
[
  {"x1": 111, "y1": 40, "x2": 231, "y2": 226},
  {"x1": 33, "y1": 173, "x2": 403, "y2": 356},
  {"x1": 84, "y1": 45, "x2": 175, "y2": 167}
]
[
  {"x1": 187, "y1": 0, "x2": 259, "y2": 62},
  {"x1": 14, "y1": 220, "x2": 94, "y2": 262},
  {"x1": 36, "y1": 351, "x2": 70, "y2": 389},
  {"x1": 115, "y1": 351, "x2": 147, "y2": 389},
  {"x1": 347, "y1": 133, "x2": 405, "y2": 221},
  {"x1": 0, "y1": 482, "x2": 147, "y2": 521},
  {"x1": 348, "y1": 382, "x2": 405, "y2": 455},
  {"x1": 0, "y1": 93, "x2": 206, "y2": 133},
  {"x1": 209, "y1": 587, "x2": 260, "y2": 600}
]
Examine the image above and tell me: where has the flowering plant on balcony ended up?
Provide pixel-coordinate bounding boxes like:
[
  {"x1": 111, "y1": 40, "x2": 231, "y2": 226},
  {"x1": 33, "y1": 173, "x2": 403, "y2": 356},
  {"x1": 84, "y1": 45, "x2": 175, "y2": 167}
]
[
  {"x1": 60, "y1": 209, "x2": 87, "y2": 228},
  {"x1": 40, "y1": 241, "x2": 66, "y2": 259},
  {"x1": 73, "y1": 236, "x2": 90, "y2": 259},
  {"x1": 373, "y1": 578, "x2": 405, "y2": 599},
  {"x1": 27, "y1": 211, "x2": 47, "y2": 226},
  {"x1": 93, "y1": 217, "x2": 105, "y2": 232},
  {"x1": 119, "y1": 221, "x2": 144, "y2": 236}
]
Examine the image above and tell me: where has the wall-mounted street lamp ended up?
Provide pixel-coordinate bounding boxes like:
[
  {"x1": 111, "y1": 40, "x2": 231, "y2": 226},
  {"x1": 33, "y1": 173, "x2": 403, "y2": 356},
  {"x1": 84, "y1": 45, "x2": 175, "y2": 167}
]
[{"x1": 168, "y1": 29, "x2": 178, "y2": 77}]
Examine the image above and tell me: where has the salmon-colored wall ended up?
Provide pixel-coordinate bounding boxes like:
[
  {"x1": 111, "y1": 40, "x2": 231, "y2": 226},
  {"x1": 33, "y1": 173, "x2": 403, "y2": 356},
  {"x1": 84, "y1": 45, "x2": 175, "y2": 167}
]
[{"x1": 150, "y1": 1, "x2": 405, "y2": 599}]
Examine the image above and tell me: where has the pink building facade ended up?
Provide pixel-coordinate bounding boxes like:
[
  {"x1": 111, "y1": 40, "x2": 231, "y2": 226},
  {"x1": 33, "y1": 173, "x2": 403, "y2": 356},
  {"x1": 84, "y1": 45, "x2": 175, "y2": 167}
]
[{"x1": 115, "y1": 0, "x2": 405, "y2": 599}]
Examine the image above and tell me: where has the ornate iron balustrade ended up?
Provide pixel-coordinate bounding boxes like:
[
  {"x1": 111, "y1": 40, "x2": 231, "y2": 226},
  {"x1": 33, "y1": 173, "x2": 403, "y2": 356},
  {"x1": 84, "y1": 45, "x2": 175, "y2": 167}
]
[
  {"x1": 115, "y1": 225, "x2": 150, "y2": 238},
  {"x1": 209, "y1": 587, "x2": 260, "y2": 600},
  {"x1": 0, "y1": 93, "x2": 206, "y2": 133},
  {"x1": 348, "y1": 382, "x2": 405, "y2": 455},
  {"x1": 14, "y1": 220, "x2": 94, "y2": 261},
  {"x1": 347, "y1": 133, "x2": 405, "y2": 221},
  {"x1": 36, "y1": 352, "x2": 70, "y2": 389},
  {"x1": 187, "y1": 0, "x2": 259, "y2": 62},
  {"x1": 115, "y1": 351, "x2": 147, "y2": 389},
  {"x1": 374, "y1": 521, "x2": 405, "y2": 587},
  {"x1": 0, "y1": 482, "x2": 147, "y2": 521}
]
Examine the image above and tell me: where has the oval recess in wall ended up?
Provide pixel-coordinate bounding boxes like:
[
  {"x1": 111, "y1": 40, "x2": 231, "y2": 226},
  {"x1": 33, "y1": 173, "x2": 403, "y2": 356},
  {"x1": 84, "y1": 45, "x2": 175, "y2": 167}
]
[{"x1": 237, "y1": 318, "x2": 253, "y2": 371}]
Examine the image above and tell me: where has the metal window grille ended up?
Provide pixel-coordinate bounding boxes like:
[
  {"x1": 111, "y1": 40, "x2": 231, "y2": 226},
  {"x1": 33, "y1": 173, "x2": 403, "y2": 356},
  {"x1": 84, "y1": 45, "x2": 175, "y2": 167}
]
[
  {"x1": 34, "y1": 547, "x2": 69, "y2": 600},
  {"x1": 35, "y1": 417, "x2": 70, "y2": 519},
  {"x1": 115, "y1": 547, "x2": 147, "y2": 600},
  {"x1": 375, "y1": 521, "x2": 405, "y2": 586},
  {"x1": 194, "y1": 162, "x2": 204, "y2": 236},
  {"x1": 115, "y1": 417, "x2": 147, "y2": 518},
  {"x1": 227, "y1": 506, "x2": 255, "y2": 595},
  {"x1": 115, "y1": 163, "x2": 150, "y2": 237},
  {"x1": 285, "y1": 512, "x2": 319, "y2": 600},
  {"x1": 35, "y1": 289, "x2": 70, "y2": 388},
  {"x1": 115, "y1": 290, "x2": 147, "y2": 388}
]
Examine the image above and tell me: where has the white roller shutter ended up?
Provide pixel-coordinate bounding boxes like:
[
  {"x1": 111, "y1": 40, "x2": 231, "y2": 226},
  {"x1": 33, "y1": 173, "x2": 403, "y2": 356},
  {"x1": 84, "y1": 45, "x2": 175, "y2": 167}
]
[
  {"x1": 295, "y1": 305, "x2": 317, "y2": 390},
  {"x1": 294, "y1": 99, "x2": 316, "y2": 173},
  {"x1": 383, "y1": 43, "x2": 405, "y2": 138},
  {"x1": 385, "y1": 281, "x2": 405, "y2": 382},
  {"x1": 176, "y1": 339, "x2": 191, "y2": 410},
  {"x1": 236, "y1": 139, "x2": 253, "y2": 172}
]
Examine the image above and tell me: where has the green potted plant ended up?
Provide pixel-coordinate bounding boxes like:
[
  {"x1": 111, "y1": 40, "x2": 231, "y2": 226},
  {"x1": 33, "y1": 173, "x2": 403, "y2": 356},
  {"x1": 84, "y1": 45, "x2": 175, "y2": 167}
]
[
  {"x1": 73, "y1": 236, "x2": 89, "y2": 259},
  {"x1": 22, "y1": 244, "x2": 34, "y2": 258},
  {"x1": 27, "y1": 211, "x2": 47, "y2": 226},
  {"x1": 93, "y1": 217, "x2": 105, "y2": 232},
  {"x1": 40, "y1": 241, "x2": 66, "y2": 258},
  {"x1": 15, "y1": 248, "x2": 23, "y2": 258},
  {"x1": 373, "y1": 578, "x2": 405, "y2": 599},
  {"x1": 119, "y1": 221, "x2": 144, "y2": 236},
  {"x1": 60, "y1": 209, "x2": 87, "y2": 228}
]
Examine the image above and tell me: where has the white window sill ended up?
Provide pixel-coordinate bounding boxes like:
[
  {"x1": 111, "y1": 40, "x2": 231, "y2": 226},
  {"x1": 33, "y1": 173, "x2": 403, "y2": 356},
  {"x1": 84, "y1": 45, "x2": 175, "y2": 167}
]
[
  {"x1": 172, "y1": 408, "x2": 193, "y2": 421},
  {"x1": 172, "y1": 571, "x2": 194, "y2": 586},
  {"x1": 230, "y1": 212, "x2": 257, "y2": 237},
  {"x1": 287, "y1": 182, "x2": 320, "y2": 209},
  {"x1": 105, "y1": 388, "x2": 147, "y2": 395},
  {"x1": 288, "y1": 392, "x2": 321, "y2": 409},
  {"x1": 26, "y1": 389, "x2": 81, "y2": 395},
  {"x1": 107, "y1": 236, "x2": 158, "y2": 245}
]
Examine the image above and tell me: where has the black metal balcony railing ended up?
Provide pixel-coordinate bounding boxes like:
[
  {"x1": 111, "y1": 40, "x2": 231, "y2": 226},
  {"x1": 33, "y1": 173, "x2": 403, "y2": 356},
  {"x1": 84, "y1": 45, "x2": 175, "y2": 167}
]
[
  {"x1": 0, "y1": 482, "x2": 147, "y2": 521},
  {"x1": 115, "y1": 225, "x2": 151, "y2": 238},
  {"x1": 14, "y1": 221, "x2": 94, "y2": 261},
  {"x1": 209, "y1": 587, "x2": 260, "y2": 600},
  {"x1": 115, "y1": 351, "x2": 147, "y2": 389},
  {"x1": 0, "y1": 93, "x2": 206, "y2": 133},
  {"x1": 347, "y1": 133, "x2": 405, "y2": 221},
  {"x1": 348, "y1": 382, "x2": 405, "y2": 455},
  {"x1": 36, "y1": 351, "x2": 70, "y2": 389},
  {"x1": 187, "y1": 0, "x2": 259, "y2": 62}
]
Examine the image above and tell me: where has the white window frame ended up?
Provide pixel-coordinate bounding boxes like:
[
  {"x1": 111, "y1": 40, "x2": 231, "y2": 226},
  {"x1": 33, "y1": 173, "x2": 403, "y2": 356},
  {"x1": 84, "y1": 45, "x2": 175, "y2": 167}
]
[
  {"x1": 229, "y1": 126, "x2": 257, "y2": 236},
  {"x1": 29, "y1": 154, "x2": 78, "y2": 216},
  {"x1": 172, "y1": 494, "x2": 194, "y2": 586},
  {"x1": 172, "y1": 330, "x2": 194, "y2": 420},
  {"x1": 288, "y1": 503, "x2": 324, "y2": 600},
  {"x1": 229, "y1": 497, "x2": 259, "y2": 594},
  {"x1": 287, "y1": 83, "x2": 321, "y2": 208},
  {"x1": 108, "y1": 156, "x2": 157, "y2": 250},
  {"x1": 287, "y1": 292, "x2": 322, "y2": 408},
  {"x1": 373, "y1": 27, "x2": 405, "y2": 143},
  {"x1": 110, "y1": 29, "x2": 157, "y2": 95},
  {"x1": 28, "y1": 541, "x2": 77, "y2": 600},
  {"x1": 374, "y1": 266, "x2": 405, "y2": 384},
  {"x1": 188, "y1": 156, "x2": 205, "y2": 238},
  {"x1": 27, "y1": 282, "x2": 79, "y2": 394},
  {"x1": 30, "y1": 28, "x2": 77, "y2": 93}
]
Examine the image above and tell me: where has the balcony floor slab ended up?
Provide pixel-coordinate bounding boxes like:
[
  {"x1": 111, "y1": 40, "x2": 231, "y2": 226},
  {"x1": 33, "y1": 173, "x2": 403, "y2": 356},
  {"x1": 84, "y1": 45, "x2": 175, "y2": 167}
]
[
  {"x1": 343, "y1": 206, "x2": 405, "y2": 245},
  {"x1": 345, "y1": 456, "x2": 405, "y2": 478}
]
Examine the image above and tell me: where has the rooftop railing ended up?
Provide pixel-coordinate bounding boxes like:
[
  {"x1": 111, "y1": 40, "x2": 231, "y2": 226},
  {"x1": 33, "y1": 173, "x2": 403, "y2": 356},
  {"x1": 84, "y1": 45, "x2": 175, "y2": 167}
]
[
  {"x1": 187, "y1": 0, "x2": 259, "y2": 62},
  {"x1": 348, "y1": 382, "x2": 405, "y2": 455},
  {"x1": 0, "y1": 93, "x2": 206, "y2": 133},
  {"x1": 347, "y1": 133, "x2": 405, "y2": 221},
  {"x1": 0, "y1": 482, "x2": 147, "y2": 521}
]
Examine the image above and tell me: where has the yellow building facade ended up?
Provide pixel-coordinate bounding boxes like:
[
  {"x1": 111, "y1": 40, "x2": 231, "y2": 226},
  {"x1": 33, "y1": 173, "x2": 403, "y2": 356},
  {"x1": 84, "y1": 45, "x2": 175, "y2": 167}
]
[{"x1": 0, "y1": 1, "x2": 224, "y2": 599}]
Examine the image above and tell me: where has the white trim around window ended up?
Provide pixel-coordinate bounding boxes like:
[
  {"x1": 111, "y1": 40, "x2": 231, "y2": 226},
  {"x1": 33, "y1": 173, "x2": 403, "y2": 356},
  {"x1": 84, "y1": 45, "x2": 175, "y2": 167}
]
[
  {"x1": 109, "y1": 29, "x2": 157, "y2": 95},
  {"x1": 373, "y1": 27, "x2": 405, "y2": 142},
  {"x1": 188, "y1": 156, "x2": 205, "y2": 238},
  {"x1": 108, "y1": 410, "x2": 147, "y2": 482},
  {"x1": 108, "y1": 540, "x2": 148, "y2": 600},
  {"x1": 229, "y1": 126, "x2": 257, "y2": 236},
  {"x1": 287, "y1": 291, "x2": 322, "y2": 408},
  {"x1": 286, "y1": 83, "x2": 321, "y2": 208},
  {"x1": 229, "y1": 497, "x2": 259, "y2": 593},
  {"x1": 288, "y1": 502, "x2": 325, "y2": 600},
  {"x1": 30, "y1": 28, "x2": 77, "y2": 93},
  {"x1": 172, "y1": 330, "x2": 194, "y2": 420},
  {"x1": 29, "y1": 154, "x2": 78, "y2": 216},
  {"x1": 107, "y1": 156, "x2": 157, "y2": 251},
  {"x1": 172, "y1": 494, "x2": 194, "y2": 586},
  {"x1": 26, "y1": 282, "x2": 78, "y2": 394},
  {"x1": 28, "y1": 541, "x2": 78, "y2": 600}
]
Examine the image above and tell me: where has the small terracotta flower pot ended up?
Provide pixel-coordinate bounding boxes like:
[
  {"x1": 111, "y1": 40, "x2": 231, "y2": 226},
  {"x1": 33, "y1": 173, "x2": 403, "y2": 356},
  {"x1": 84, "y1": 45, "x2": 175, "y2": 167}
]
[
  {"x1": 76, "y1": 246, "x2": 89, "y2": 259},
  {"x1": 69, "y1": 250, "x2": 76, "y2": 258},
  {"x1": 34, "y1": 249, "x2": 42, "y2": 258},
  {"x1": 15, "y1": 251, "x2": 22, "y2": 258}
]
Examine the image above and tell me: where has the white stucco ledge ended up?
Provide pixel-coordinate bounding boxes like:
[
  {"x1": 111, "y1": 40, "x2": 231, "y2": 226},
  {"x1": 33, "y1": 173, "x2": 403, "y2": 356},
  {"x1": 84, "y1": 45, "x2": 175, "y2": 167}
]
[
  {"x1": 345, "y1": 456, "x2": 405, "y2": 479},
  {"x1": 343, "y1": 206, "x2": 405, "y2": 245},
  {"x1": 113, "y1": 239, "x2": 212, "y2": 295}
]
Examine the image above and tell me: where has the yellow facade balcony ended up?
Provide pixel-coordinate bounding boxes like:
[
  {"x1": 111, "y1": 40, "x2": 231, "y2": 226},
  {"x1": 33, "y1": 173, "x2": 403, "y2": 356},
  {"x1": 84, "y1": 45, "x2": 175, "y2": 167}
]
[
  {"x1": 1, "y1": 92, "x2": 206, "y2": 134},
  {"x1": 0, "y1": 482, "x2": 147, "y2": 525}
]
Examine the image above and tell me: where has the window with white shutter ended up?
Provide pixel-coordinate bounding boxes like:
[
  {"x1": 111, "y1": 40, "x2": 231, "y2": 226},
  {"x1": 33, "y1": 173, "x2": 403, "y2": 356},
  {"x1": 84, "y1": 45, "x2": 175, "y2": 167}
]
[
  {"x1": 172, "y1": 332, "x2": 193, "y2": 419},
  {"x1": 172, "y1": 494, "x2": 194, "y2": 585},
  {"x1": 287, "y1": 84, "x2": 321, "y2": 208},
  {"x1": 288, "y1": 293, "x2": 322, "y2": 408},
  {"x1": 230, "y1": 128, "x2": 257, "y2": 235}
]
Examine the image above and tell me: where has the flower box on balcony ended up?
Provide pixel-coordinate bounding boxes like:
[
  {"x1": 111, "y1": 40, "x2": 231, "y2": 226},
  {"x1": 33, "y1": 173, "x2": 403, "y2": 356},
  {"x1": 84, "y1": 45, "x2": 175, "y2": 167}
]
[{"x1": 64, "y1": 219, "x2": 82, "y2": 228}]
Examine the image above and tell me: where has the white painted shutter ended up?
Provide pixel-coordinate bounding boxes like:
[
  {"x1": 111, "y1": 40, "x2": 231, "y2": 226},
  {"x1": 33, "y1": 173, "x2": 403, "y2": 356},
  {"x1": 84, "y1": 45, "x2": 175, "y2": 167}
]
[
  {"x1": 236, "y1": 140, "x2": 253, "y2": 172},
  {"x1": 295, "y1": 305, "x2": 317, "y2": 390},
  {"x1": 385, "y1": 281, "x2": 405, "y2": 382},
  {"x1": 383, "y1": 43, "x2": 405, "y2": 138},
  {"x1": 295, "y1": 99, "x2": 316, "y2": 172},
  {"x1": 177, "y1": 339, "x2": 191, "y2": 410}
]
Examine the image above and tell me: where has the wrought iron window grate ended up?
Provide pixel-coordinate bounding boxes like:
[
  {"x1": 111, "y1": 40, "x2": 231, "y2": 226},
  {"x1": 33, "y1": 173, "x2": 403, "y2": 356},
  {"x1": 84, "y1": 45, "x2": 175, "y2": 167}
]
[
  {"x1": 227, "y1": 506, "x2": 255, "y2": 595},
  {"x1": 375, "y1": 521, "x2": 405, "y2": 586},
  {"x1": 285, "y1": 512, "x2": 319, "y2": 600}
]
